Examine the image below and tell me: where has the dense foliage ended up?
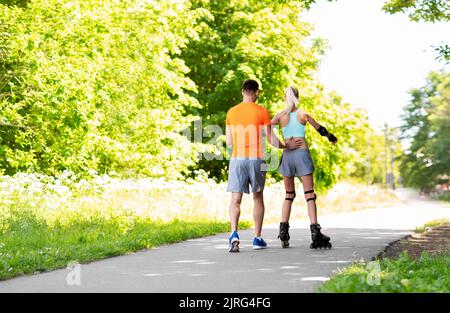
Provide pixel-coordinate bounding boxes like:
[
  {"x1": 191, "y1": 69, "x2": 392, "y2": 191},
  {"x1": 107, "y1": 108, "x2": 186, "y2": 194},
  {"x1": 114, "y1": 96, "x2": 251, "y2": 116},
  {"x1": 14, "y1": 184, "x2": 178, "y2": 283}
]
[
  {"x1": 0, "y1": 0, "x2": 204, "y2": 178},
  {"x1": 0, "y1": 0, "x2": 381, "y2": 190},
  {"x1": 399, "y1": 71, "x2": 449, "y2": 191}
]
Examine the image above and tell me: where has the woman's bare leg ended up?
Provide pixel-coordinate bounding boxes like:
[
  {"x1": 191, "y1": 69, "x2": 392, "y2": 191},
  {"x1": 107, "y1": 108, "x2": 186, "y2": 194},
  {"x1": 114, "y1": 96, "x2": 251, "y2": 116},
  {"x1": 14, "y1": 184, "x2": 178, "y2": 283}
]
[
  {"x1": 282, "y1": 176, "x2": 296, "y2": 222},
  {"x1": 300, "y1": 174, "x2": 318, "y2": 224}
]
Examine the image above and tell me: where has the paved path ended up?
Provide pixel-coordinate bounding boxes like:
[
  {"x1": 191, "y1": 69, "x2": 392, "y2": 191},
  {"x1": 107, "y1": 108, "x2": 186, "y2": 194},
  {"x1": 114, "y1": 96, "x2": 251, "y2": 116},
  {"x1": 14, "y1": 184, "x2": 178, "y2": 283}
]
[{"x1": 0, "y1": 189, "x2": 449, "y2": 293}]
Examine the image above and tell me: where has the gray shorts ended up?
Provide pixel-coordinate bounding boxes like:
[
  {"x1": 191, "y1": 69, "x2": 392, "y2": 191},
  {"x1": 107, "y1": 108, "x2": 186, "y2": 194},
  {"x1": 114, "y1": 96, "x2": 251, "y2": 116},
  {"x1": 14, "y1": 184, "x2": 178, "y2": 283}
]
[
  {"x1": 279, "y1": 149, "x2": 314, "y2": 177},
  {"x1": 227, "y1": 158, "x2": 267, "y2": 194}
]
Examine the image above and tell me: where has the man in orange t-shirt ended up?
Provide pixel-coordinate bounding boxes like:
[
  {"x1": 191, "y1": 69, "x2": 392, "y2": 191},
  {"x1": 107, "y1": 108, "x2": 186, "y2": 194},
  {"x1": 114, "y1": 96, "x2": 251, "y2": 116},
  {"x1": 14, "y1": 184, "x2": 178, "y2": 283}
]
[{"x1": 225, "y1": 79, "x2": 302, "y2": 252}]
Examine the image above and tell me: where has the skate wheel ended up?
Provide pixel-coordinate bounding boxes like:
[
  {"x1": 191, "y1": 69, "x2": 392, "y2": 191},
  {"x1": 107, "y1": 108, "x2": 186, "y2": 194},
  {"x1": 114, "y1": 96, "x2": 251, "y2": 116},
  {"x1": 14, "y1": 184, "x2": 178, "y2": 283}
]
[{"x1": 310, "y1": 242, "x2": 332, "y2": 249}]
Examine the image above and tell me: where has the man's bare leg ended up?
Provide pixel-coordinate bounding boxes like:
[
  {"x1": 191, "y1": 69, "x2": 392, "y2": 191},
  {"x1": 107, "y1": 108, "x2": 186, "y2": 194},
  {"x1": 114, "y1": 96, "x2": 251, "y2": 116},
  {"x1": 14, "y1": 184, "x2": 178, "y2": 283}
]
[
  {"x1": 230, "y1": 192, "x2": 243, "y2": 232},
  {"x1": 228, "y1": 192, "x2": 243, "y2": 252},
  {"x1": 252, "y1": 191, "x2": 264, "y2": 237}
]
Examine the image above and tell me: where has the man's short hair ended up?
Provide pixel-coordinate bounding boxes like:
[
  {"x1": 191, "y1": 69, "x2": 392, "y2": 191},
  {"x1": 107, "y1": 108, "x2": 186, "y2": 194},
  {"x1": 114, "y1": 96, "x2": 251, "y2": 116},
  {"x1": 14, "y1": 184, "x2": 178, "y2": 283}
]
[{"x1": 242, "y1": 79, "x2": 259, "y2": 93}]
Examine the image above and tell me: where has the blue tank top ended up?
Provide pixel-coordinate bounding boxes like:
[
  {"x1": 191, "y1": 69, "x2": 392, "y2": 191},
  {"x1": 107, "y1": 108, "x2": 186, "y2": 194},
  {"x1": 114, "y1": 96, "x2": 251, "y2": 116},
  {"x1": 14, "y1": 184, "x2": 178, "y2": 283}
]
[{"x1": 282, "y1": 111, "x2": 305, "y2": 138}]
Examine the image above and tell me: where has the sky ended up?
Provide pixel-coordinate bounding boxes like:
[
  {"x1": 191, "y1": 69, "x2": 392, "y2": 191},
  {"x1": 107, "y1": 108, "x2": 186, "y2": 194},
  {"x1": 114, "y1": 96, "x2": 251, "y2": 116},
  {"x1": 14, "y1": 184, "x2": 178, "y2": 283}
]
[{"x1": 303, "y1": 0, "x2": 450, "y2": 132}]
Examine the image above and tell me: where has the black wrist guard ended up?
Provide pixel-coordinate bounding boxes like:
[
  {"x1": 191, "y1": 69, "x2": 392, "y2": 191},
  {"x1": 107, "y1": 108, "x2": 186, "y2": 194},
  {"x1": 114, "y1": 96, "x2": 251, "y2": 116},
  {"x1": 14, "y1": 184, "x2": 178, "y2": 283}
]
[
  {"x1": 328, "y1": 133, "x2": 337, "y2": 143},
  {"x1": 318, "y1": 126, "x2": 337, "y2": 142},
  {"x1": 317, "y1": 125, "x2": 329, "y2": 137}
]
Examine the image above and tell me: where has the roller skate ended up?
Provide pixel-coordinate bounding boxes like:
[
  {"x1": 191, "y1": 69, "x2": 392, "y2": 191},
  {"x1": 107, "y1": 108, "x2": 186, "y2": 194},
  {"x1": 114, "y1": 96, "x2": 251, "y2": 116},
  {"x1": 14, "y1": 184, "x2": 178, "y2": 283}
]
[
  {"x1": 278, "y1": 222, "x2": 290, "y2": 248},
  {"x1": 310, "y1": 223, "x2": 332, "y2": 249}
]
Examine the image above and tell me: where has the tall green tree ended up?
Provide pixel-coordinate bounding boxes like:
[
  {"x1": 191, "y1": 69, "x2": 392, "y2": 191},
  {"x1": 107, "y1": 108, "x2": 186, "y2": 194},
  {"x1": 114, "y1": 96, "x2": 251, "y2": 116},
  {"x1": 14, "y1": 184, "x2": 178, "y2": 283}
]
[
  {"x1": 182, "y1": 0, "x2": 371, "y2": 190},
  {"x1": 399, "y1": 71, "x2": 450, "y2": 191}
]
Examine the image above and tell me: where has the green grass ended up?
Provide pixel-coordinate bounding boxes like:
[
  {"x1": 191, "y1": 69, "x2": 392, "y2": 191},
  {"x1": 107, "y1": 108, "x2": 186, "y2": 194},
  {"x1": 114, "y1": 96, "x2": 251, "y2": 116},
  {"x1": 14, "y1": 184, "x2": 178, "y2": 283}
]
[
  {"x1": 320, "y1": 218, "x2": 450, "y2": 293},
  {"x1": 0, "y1": 208, "x2": 250, "y2": 280},
  {"x1": 319, "y1": 252, "x2": 450, "y2": 293},
  {"x1": 415, "y1": 218, "x2": 450, "y2": 233}
]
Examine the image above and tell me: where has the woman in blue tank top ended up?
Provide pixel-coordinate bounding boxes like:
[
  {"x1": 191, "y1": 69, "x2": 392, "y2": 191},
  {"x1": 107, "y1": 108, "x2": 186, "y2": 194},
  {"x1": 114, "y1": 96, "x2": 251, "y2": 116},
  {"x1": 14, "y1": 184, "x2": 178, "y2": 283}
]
[{"x1": 271, "y1": 86, "x2": 338, "y2": 249}]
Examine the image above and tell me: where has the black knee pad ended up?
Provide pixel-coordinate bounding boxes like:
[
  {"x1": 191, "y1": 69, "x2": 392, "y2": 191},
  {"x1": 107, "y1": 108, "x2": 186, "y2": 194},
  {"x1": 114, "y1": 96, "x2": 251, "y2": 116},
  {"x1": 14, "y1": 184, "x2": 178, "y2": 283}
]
[
  {"x1": 304, "y1": 190, "x2": 317, "y2": 202},
  {"x1": 285, "y1": 191, "x2": 296, "y2": 202}
]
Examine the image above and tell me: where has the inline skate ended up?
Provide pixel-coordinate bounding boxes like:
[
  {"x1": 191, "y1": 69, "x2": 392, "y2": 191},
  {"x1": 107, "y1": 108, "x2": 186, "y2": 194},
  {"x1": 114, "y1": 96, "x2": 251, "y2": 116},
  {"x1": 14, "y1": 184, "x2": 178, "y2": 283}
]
[
  {"x1": 278, "y1": 222, "x2": 290, "y2": 248},
  {"x1": 310, "y1": 223, "x2": 332, "y2": 249}
]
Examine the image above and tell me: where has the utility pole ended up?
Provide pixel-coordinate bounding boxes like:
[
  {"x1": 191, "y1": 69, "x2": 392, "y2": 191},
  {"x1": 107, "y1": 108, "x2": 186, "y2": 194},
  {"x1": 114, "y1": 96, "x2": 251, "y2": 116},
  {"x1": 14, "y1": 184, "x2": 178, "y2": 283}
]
[
  {"x1": 384, "y1": 123, "x2": 389, "y2": 189},
  {"x1": 367, "y1": 130, "x2": 371, "y2": 186},
  {"x1": 390, "y1": 143, "x2": 396, "y2": 190}
]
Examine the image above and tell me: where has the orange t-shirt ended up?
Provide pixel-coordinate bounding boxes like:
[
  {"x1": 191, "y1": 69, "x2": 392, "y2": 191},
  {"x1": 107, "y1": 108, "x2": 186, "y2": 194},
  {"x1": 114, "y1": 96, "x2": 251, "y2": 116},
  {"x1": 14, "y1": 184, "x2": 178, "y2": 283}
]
[{"x1": 226, "y1": 102, "x2": 271, "y2": 158}]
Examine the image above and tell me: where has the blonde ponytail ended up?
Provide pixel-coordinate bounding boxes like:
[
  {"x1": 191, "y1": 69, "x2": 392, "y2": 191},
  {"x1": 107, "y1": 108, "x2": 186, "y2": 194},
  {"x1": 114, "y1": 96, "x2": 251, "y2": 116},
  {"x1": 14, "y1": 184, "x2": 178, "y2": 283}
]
[{"x1": 284, "y1": 86, "x2": 299, "y2": 114}]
